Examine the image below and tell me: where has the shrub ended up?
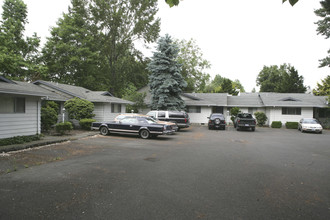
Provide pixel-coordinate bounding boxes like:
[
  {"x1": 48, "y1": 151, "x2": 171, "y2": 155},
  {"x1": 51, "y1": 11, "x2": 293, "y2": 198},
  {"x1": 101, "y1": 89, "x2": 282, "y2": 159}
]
[
  {"x1": 55, "y1": 122, "x2": 73, "y2": 135},
  {"x1": 286, "y1": 122, "x2": 298, "y2": 129},
  {"x1": 271, "y1": 121, "x2": 282, "y2": 128},
  {"x1": 230, "y1": 107, "x2": 241, "y2": 124},
  {"x1": 254, "y1": 112, "x2": 268, "y2": 126},
  {"x1": 0, "y1": 135, "x2": 41, "y2": 146},
  {"x1": 64, "y1": 98, "x2": 95, "y2": 121},
  {"x1": 79, "y1": 118, "x2": 96, "y2": 130},
  {"x1": 41, "y1": 101, "x2": 59, "y2": 132}
]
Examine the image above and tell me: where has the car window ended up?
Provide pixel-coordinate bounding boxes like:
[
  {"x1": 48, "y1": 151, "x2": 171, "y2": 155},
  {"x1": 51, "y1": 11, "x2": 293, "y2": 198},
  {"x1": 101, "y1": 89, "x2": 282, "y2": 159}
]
[
  {"x1": 238, "y1": 113, "x2": 252, "y2": 118},
  {"x1": 121, "y1": 118, "x2": 138, "y2": 124},
  {"x1": 303, "y1": 119, "x2": 318, "y2": 124},
  {"x1": 211, "y1": 114, "x2": 224, "y2": 119},
  {"x1": 169, "y1": 112, "x2": 184, "y2": 118},
  {"x1": 158, "y1": 111, "x2": 166, "y2": 117},
  {"x1": 147, "y1": 112, "x2": 156, "y2": 118}
]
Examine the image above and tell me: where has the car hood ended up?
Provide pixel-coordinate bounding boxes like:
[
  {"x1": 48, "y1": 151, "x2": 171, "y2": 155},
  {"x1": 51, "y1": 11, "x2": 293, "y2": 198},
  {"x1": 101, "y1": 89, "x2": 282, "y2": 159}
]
[{"x1": 301, "y1": 123, "x2": 322, "y2": 128}]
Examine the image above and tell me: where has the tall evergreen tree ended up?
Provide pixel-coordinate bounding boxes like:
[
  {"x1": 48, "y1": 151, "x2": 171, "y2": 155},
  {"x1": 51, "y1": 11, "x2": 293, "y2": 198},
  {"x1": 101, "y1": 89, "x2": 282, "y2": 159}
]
[
  {"x1": 315, "y1": 0, "x2": 330, "y2": 68},
  {"x1": 313, "y1": 75, "x2": 330, "y2": 96},
  {"x1": 148, "y1": 34, "x2": 187, "y2": 110},
  {"x1": 0, "y1": 0, "x2": 43, "y2": 81}
]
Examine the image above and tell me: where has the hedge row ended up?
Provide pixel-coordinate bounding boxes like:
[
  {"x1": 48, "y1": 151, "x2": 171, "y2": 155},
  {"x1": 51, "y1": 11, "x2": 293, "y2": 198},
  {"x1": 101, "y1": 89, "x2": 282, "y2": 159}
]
[{"x1": 271, "y1": 121, "x2": 299, "y2": 129}]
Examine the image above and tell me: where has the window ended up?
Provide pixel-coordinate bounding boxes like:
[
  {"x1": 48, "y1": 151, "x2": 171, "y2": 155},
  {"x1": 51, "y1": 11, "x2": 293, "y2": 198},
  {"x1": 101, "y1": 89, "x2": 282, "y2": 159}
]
[
  {"x1": 186, "y1": 106, "x2": 201, "y2": 113},
  {"x1": 111, "y1": 103, "x2": 121, "y2": 113},
  {"x1": 158, "y1": 111, "x2": 166, "y2": 117},
  {"x1": 0, "y1": 97, "x2": 25, "y2": 113},
  {"x1": 282, "y1": 107, "x2": 301, "y2": 115}
]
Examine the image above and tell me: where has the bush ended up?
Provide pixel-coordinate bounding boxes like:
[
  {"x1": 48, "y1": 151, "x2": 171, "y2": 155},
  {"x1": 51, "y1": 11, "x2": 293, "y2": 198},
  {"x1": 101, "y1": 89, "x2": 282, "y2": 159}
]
[
  {"x1": 79, "y1": 118, "x2": 96, "y2": 130},
  {"x1": 254, "y1": 112, "x2": 268, "y2": 126},
  {"x1": 230, "y1": 107, "x2": 241, "y2": 124},
  {"x1": 64, "y1": 98, "x2": 95, "y2": 121},
  {"x1": 55, "y1": 122, "x2": 73, "y2": 135},
  {"x1": 41, "y1": 101, "x2": 59, "y2": 132},
  {"x1": 271, "y1": 121, "x2": 282, "y2": 128},
  {"x1": 0, "y1": 135, "x2": 41, "y2": 146},
  {"x1": 286, "y1": 122, "x2": 298, "y2": 129}
]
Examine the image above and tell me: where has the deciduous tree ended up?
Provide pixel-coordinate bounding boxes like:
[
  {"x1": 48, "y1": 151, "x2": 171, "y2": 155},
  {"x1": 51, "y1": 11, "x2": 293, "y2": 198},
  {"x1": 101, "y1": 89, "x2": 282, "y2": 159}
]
[
  {"x1": 0, "y1": 0, "x2": 43, "y2": 81},
  {"x1": 175, "y1": 38, "x2": 210, "y2": 92},
  {"x1": 256, "y1": 64, "x2": 306, "y2": 93}
]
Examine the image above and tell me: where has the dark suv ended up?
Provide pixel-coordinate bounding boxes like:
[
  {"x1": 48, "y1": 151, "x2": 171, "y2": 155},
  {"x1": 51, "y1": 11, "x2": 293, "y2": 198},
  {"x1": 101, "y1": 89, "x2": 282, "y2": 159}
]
[
  {"x1": 208, "y1": 113, "x2": 226, "y2": 130},
  {"x1": 146, "y1": 110, "x2": 190, "y2": 130}
]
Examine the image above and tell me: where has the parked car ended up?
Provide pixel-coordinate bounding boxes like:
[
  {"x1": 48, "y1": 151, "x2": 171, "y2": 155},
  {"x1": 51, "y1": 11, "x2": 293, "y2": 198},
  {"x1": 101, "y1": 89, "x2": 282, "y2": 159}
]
[
  {"x1": 114, "y1": 113, "x2": 178, "y2": 132},
  {"x1": 146, "y1": 110, "x2": 190, "y2": 130},
  {"x1": 91, "y1": 116, "x2": 173, "y2": 139},
  {"x1": 234, "y1": 113, "x2": 256, "y2": 131},
  {"x1": 298, "y1": 118, "x2": 323, "y2": 134},
  {"x1": 207, "y1": 113, "x2": 226, "y2": 130}
]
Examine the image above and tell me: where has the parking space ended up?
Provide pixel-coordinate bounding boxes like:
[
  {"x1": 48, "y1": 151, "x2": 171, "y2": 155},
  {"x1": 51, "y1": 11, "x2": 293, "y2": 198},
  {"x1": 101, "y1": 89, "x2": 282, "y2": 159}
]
[{"x1": 0, "y1": 126, "x2": 329, "y2": 219}]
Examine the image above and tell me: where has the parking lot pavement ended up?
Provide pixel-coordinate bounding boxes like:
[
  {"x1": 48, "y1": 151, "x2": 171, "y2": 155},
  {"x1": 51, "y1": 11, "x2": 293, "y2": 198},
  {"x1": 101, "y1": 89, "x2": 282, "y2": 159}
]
[{"x1": 0, "y1": 126, "x2": 329, "y2": 219}]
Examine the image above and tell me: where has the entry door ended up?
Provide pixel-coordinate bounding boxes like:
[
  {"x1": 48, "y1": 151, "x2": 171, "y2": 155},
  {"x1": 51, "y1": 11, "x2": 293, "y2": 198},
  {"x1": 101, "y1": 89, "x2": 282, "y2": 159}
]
[{"x1": 212, "y1": 106, "x2": 223, "y2": 113}]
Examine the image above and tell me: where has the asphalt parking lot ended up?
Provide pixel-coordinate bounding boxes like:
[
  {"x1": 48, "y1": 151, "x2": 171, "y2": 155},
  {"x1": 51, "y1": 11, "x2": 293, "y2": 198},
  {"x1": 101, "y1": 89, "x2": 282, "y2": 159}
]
[{"x1": 0, "y1": 126, "x2": 329, "y2": 219}]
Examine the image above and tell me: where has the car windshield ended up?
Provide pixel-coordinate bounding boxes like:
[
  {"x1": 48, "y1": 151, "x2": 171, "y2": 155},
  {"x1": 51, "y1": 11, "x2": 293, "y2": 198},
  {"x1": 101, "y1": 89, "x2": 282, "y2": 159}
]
[
  {"x1": 237, "y1": 113, "x2": 252, "y2": 118},
  {"x1": 303, "y1": 119, "x2": 318, "y2": 124},
  {"x1": 211, "y1": 114, "x2": 224, "y2": 119},
  {"x1": 145, "y1": 117, "x2": 157, "y2": 124}
]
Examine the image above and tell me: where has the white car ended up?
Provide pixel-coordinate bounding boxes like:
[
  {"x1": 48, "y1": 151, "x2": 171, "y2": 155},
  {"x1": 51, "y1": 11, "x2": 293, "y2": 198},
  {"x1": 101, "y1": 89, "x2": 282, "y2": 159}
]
[{"x1": 298, "y1": 118, "x2": 323, "y2": 134}]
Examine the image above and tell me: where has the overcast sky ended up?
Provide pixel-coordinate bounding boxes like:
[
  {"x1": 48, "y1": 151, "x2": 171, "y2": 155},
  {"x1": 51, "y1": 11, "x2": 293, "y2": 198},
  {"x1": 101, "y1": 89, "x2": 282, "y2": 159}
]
[{"x1": 0, "y1": 0, "x2": 328, "y2": 92}]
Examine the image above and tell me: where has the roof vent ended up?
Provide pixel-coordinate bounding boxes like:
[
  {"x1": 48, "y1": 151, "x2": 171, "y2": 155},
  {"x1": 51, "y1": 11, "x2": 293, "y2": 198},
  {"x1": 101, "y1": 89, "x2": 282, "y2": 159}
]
[{"x1": 280, "y1": 97, "x2": 300, "y2": 102}]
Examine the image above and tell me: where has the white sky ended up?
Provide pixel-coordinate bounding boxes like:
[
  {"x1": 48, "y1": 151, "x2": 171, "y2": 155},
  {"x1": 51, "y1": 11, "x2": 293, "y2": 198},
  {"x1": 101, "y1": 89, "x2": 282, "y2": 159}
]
[{"x1": 0, "y1": 0, "x2": 329, "y2": 92}]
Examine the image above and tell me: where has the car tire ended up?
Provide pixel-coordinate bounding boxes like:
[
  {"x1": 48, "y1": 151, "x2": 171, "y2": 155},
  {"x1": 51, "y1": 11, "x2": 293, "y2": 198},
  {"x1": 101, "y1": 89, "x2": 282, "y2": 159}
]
[
  {"x1": 100, "y1": 126, "x2": 109, "y2": 136},
  {"x1": 236, "y1": 126, "x2": 240, "y2": 131},
  {"x1": 139, "y1": 129, "x2": 150, "y2": 139},
  {"x1": 251, "y1": 127, "x2": 255, "y2": 132},
  {"x1": 319, "y1": 131, "x2": 322, "y2": 134}
]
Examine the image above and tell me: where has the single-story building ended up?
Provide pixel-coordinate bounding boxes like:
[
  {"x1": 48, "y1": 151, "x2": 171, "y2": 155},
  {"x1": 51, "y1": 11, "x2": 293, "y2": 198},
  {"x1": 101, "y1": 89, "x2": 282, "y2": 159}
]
[
  {"x1": 0, "y1": 76, "x2": 63, "y2": 139},
  {"x1": 138, "y1": 86, "x2": 329, "y2": 126},
  {"x1": 0, "y1": 76, "x2": 132, "y2": 139},
  {"x1": 33, "y1": 80, "x2": 133, "y2": 123}
]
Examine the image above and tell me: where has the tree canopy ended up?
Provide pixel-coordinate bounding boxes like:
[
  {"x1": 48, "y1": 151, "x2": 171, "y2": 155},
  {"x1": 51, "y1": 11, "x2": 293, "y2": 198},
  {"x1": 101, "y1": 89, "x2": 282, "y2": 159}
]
[
  {"x1": 313, "y1": 75, "x2": 330, "y2": 96},
  {"x1": 42, "y1": 0, "x2": 160, "y2": 97},
  {"x1": 0, "y1": 0, "x2": 43, "y2": 81},
  {"x1": 175, "y1": 38, "x2": 210, "y2": 93},
  {"x1": 315, "y1": 0, "x2": 330, "y2": 68},
  {"x1": 148, "y1": 34, "x2": 187, "y2": 110},
  {"x1": 165, "y1": 0, "x2": 299, "y2": 7},
  {"x1": 256, "y1": 64, "x2": 307, "y2": 93},
  {"x1": 203, "y1": 74, "x2": 245, "y2": 95}
]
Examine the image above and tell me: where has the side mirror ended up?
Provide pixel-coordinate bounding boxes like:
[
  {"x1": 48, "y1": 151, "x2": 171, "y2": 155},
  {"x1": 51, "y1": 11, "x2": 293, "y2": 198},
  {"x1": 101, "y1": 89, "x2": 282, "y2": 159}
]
[{"x1": 207, "y1": 117, "x2": 210, "y2": 119}]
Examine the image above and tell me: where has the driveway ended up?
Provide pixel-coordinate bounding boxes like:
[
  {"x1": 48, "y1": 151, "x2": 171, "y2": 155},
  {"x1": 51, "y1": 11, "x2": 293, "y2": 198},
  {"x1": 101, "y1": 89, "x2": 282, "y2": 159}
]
[{"x1": 0, "y1": 126, "x2": 329, "y2": 219}]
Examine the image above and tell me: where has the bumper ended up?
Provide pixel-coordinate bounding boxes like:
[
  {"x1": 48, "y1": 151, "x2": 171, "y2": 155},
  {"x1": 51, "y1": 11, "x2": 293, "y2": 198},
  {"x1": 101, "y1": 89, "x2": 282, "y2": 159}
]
[{"x1": 302, "y1": 128, "x2": 322, "y2": 133}]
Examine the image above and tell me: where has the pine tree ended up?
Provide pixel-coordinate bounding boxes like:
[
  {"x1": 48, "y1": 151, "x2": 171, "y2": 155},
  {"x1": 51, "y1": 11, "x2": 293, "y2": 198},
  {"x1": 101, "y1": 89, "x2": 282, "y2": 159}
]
[{"x1": 148, "y1": 34, "x2": 187, "y2": 110}]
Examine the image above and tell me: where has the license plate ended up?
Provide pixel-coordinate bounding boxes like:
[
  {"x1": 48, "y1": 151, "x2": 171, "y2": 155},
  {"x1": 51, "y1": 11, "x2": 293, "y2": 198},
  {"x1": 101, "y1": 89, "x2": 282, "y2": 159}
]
[{"x1": 245, "y1": 124, "x2": 249, "y2": 126}]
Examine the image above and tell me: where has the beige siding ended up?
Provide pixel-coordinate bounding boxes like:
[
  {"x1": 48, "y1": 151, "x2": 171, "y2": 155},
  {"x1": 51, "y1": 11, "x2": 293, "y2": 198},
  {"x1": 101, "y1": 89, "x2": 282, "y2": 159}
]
[{"x1": 0, "y1": 97, "x2": 41, "y2": 139}]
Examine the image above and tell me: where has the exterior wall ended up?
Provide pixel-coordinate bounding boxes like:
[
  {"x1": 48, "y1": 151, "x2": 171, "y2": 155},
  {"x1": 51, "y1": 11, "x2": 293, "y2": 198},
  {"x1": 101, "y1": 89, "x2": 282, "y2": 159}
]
[
  {"x1": 0, "y1": 96, "x2": 41, "y2": 139},
  {"x1": 93, "y1": 103, "x2": 126, "y2": 122},
  {"x1": 189, "y1": 106, "x2": 212, "y2": 124},
  {"x1": 267, "y1": 107, "x2": 313, "y2": 126}
]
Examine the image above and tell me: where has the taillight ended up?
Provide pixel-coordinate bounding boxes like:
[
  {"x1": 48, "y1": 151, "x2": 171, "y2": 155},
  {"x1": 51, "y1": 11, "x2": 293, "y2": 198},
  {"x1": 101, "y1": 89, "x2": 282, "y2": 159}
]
[
  {"x1": 238, "y1": 119, "x2": 240, "y2": 123},
  {"x1": 224, "y1": 120, "x2": 226, "y2": 124},
  {"x1": 185, "y1": 118, "x2": 187, "y2": 123}
]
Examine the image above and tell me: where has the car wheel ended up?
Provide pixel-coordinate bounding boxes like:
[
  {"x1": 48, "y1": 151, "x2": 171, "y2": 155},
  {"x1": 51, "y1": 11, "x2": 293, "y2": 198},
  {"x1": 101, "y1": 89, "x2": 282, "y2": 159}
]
[
  {"x1": 251, "y1": 127, "x2": 255, "y2": 132},
  {"x1": 236, "y1": 126, "x2": 240, "y2": 131},
  {"x1": 319, "y1": 131, "x2": 322, "y2": 134},
  {"x1": 139, "y1": 129, "x2": 150, "y2": 139},
  {"x1": 301, "y1": 129, "x2": 304, "y2": 133},
  {"x1": 100, "y1": 126, "x2": 109, "y2": 136}
]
